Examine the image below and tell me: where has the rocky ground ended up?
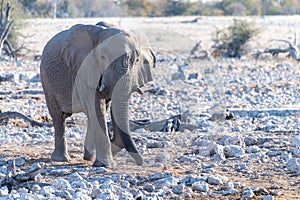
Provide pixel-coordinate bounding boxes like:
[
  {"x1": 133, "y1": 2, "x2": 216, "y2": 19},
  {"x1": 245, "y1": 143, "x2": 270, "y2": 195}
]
[{"x1": 0, "y1": 16, "x2": 300, "y2": 199}]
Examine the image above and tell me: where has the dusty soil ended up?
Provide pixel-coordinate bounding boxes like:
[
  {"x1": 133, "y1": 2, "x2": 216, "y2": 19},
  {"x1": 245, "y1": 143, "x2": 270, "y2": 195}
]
[{"x1": 0, "y1": 16, "x2": 300, "y2": 199}]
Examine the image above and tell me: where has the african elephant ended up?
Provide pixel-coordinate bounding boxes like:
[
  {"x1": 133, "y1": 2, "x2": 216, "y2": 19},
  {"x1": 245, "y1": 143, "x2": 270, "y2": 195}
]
[{"x1": 40, "y1": 22, "x2": 155, "y2": 167}]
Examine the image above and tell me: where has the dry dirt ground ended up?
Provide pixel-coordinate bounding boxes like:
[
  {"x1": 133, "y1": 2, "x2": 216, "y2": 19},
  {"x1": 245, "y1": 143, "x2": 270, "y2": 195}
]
[{"x1": 0, "y1": 16, "x2": 300, "y2": 199}]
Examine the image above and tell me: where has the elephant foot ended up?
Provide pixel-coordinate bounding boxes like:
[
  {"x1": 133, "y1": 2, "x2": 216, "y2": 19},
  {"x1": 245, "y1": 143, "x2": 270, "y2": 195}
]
[
  {"x1": 83, "y1": 147, "x2": 95, "y2": 161},
  {"x1": 92, "y1": 159, "x2": 109, "y2": 168},
  {"x1": 51, "y1": 150, "x2": 70, "y2": 162}
]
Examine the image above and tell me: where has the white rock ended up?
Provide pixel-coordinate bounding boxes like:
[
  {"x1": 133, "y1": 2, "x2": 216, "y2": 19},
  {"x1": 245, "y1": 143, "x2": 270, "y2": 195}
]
[
  {"x1": 242, "y1": 188, "x2": 255, "y2": 198},
  {"x1": 71, "y1": 180, "x2": 90, "y2": 189},
  {"x1": 192, "y1": 181, "x2": 209, "y2": 192},
  {"x1": 244, "y1": 136, "x2": 258, "y2": 146},
  {"x1": 29, "y1": 162, "x2": 41, "y2": 172},
  {"x1": 120, "y1": 180, "x2": 130, "y2": 188},
  {"x1": 246, "y1": 145, "x2": 260, "y2": 153},
  {"x1": 146, "y1": 141, "x2": 164, "y2": 148},
  {"x1": 68, "y1": 172, "x2": 83, "y2": 182},
  {"x1": 235, "y1": 163, "x2": 248, "y2": 171},
  {"x1": 193, "y1": 139, "x2": 212, "y2": 146},
  {"x1": 148, "y1": 172, "x2": 172, "y2": 180},
  {"x1": 31, "y1": 184, "x2": 41, "y2": 193},
  {"x1": 118, "y1": 188, "x2": 134, "y2": 199},
  {"x1": 155, "y1": 177, "x2": 177, "y2": 189},
  {"x1": 0, "y1": 186, "x2": 9, "y2": 196},
  {"x1": 199, "y1": 120, "x2": 210, "y2": 128},
  {"x1": 95, "y1": 167, "x2": 109, "y2": 173},
  {"x1": 52, "y1": 178, "x2": 72, "y2": 190},
  {"x1": 211, "y1": 144, "x2": 225, "y2": 161},
  {"x1": 262, "y1": 195, "x2": 274, "y2": 200},
  {"x1": 15, "y1": 157, "x2": 26, "y2": 166},
  {"x1": 17, "y1": 187, "x2": 28, "y2": 194},
  {"x1": 34, "y1": 173, "x2": 43, "y2": 182},
  {"x1": 172, "y1": 184, "x2": 185, "y2": 194},
  {"x1": 291, "y1": 148, "x2": 300, "y2": 158},
  {"x1": 291, "y1": 136, "x2": 300, "y2": 147},
  {"x1": 286, "y1": 158, "x2": 300, "y2": 173},
  {"x1": 224, "y1": 145, "x2": 245, "y2": 158},
  {"x1": 223, "y1": 135, "x2": 245, "y2": 148},
  {"x1": 207, "y1": 174, "x2": 228, "y2": 185},
  {"x1": 73, "y1": 190, "x2": 91, "y2": 200},
  {"x1": 221, "y1": 181, "x2": 235, "y2": 190},
  {"x1": 39, "y1": 186, "x2": 55, "y2": 197},
  {"x1": 222, "y1": 188, "x2": 238, "y2": 195},
  {"x1": 143, "y1": 183, "x2": 155, "y2": 192},
  {"x1": 155, "y1": 151, "x2": 170, "y2": 163}
]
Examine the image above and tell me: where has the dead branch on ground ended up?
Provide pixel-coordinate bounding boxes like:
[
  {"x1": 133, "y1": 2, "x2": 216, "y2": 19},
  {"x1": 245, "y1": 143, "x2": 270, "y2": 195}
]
[
  {"x1": 254, "y1": 38, "x2": 298, "y2": 60},
  {"x1": 0, "y1": 111, "x2": 52, "y2": 127},
  {"x1": 188, "y1": 41, "x2": 209, "y2": 60}
]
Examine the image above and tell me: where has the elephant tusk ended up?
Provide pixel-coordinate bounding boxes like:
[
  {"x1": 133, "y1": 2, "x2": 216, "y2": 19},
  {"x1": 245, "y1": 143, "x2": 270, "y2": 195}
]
[
  {"x1": 136, "y1": 88, "x2": 144, "y2": 94},
  {"x1": 99, "y1": 83, "x2": 106, "y2": 92}
]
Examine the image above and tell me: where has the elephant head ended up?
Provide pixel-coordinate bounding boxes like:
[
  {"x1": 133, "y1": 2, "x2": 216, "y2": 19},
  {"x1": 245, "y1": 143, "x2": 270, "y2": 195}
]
[
  {"x1": 41, "y1": 23, "x2": 155, "y2": 166},
  {"x1": 95, "y1": 30, "x2": 155, "y2": 162},
  {"x1": 93, "y1": 28, "x2": 155, "y2": 165}
]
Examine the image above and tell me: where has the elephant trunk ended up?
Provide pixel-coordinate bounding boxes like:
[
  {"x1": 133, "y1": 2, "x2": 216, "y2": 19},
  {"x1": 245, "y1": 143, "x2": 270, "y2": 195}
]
[{"x1": 111, "y1": 73, "x2": 143, "y2": 166}]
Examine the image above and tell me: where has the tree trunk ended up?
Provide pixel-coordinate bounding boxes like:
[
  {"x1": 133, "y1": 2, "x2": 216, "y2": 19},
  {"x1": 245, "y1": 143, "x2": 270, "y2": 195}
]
[
  {"x1": 52, "y1": 0, "x2": 57, "y2": 19},
  {"x1": 0, "y1": 0, "x2": 15, "y2": 58}
]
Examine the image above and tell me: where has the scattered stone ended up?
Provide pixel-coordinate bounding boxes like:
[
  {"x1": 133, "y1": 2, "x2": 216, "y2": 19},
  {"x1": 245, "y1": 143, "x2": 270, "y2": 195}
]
[
  {"x1": 148, "y1": 172, "x2": 173, "y2": 181},
  {"x1": 39, "y1": 186, "x2": 55, "y2": 196},
  {"x1": 143, "y1": 183, "x2": 155, "y2": 192},
  {"x1": 221, "y1": 181, "x2": 235, "y2": 190},
  {"x1": 244, "y1": 136, "x2": 258, "y2": 146},
  {"x1": 223, "y1": 189, "x2": 238, "y2": 195},
  {"x1": 223, "y1": 135, "x2": 245, "y2": 148},
  {"x1": 207, "y1": 174, "x2": 228, "y2": 185},
  {"x1": 242, "y1": 187, "x2": 255, "y2": 198},
  {"x1": 172, "y1": 184, "x2": 185, "y2": 194},
  {"x1": 95, "y1": 167, "x2": 109, "y2": 173},
  {"x1": 0, "y1": 186, "x2": 9, "y2": 196},
  {"x1": 235, "y1": 163, "x2": 248, "y2": 171},
  {"x1": 31, "y1": 185, "x2": 41, "y2": 193},
  {"x1": 291, "y1": 136, "x2": 300, "y2": 147},
  {"x1": 52, "y1": 178, "x2": 72, "y2": 190},
  {"x1": 155, "y1": 151, "x2": 170, "y2": 163},
  {"x1": 192, "y1": 181, "x2": 209, "y2": 192},
  {"x1": 286, "y1": 158, "x2": 300, "y2": 173},
  {"x1": 146, "y1": 141, "x2": 164, "y2": 148},
  {"x1": 246, "y1": 145, "x2": 260, "y2": 153},
  {"x1": 14, "y1": 157, "x2": 26, "y2": 166},
  {"x1": 68, "y1": 172, "x2": 84, "y2": 182},
  {"x1": 291, "y1": 148, "x2": 300, "y2": 158},
  {"x1": 49, "y1": 168, "x2": 70, "y2": 176},
  {"x1": 211, "y1": 144, "x2": 226, "y2": 161},
  {"x1": 262, "y1": 195, "x2": 274, "y2": 200},
  {"x1": 224, "y1": 145, "x2": 245, "y2": 158}
]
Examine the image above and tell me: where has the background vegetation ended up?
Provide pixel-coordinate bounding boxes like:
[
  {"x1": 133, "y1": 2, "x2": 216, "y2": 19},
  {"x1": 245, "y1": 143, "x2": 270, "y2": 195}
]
[{"x1": 17, "y1": 0, "x2": 300, "y2": 18}]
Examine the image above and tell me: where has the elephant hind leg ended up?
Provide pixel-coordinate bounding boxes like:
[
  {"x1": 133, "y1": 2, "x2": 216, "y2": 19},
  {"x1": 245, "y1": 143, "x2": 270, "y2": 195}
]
[{"x1": 47, "y1": 98, "x2": 70, "y2": 162}]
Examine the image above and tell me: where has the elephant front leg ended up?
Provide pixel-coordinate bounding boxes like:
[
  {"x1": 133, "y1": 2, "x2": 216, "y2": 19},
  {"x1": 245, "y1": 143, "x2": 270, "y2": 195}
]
[{"x1": 83, "y1": 97, "x2": 113, "y2": 167}]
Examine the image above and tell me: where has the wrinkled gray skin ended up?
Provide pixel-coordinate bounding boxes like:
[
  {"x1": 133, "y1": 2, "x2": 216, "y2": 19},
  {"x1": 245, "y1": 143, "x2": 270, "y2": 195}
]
[{"x1": 40, "y1": 22, "x2": 155, "y2": 167}]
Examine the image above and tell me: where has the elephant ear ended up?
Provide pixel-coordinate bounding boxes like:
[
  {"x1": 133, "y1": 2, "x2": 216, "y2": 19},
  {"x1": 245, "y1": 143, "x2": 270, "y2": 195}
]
[
  {"x1": 61, "y1": 25, "x2": 102, "y2": 89},
  {"x1": 132, "y1": 31, "x2": 156, "y2": 93}
]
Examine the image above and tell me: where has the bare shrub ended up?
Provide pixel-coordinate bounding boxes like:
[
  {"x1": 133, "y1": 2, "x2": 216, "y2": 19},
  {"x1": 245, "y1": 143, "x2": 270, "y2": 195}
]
[{"x1": 211, "y1": 19, "x2": 258, "y2": 58}]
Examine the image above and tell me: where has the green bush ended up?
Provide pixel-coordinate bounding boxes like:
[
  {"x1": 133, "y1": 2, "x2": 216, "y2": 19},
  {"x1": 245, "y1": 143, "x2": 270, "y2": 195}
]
[{"x1": 212, "y1": 19, "x2": 258, "y2": 58}]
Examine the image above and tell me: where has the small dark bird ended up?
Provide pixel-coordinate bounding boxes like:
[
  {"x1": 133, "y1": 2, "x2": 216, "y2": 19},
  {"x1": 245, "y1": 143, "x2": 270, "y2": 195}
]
[{"x1": 225, "y1": 109, "x2": 234, "y2": 120}]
